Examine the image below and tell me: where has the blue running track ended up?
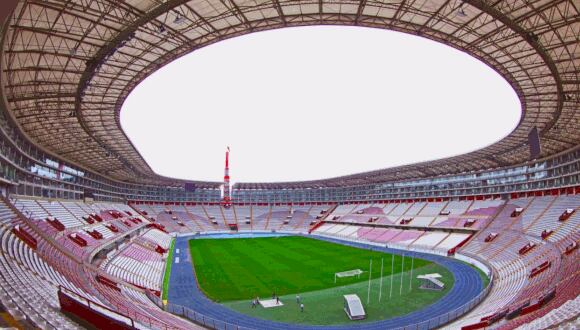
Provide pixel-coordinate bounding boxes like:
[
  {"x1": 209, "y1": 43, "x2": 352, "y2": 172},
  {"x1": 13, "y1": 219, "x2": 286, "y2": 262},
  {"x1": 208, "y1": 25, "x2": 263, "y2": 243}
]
[{"x1": 167, "y1": 233, "x2": 484, "y2": 329}]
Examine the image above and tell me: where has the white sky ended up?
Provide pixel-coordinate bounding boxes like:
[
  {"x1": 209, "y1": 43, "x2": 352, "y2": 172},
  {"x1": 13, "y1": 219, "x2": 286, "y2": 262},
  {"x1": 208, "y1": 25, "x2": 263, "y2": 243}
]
[{"x1": 121, "y1": 26, "x2": 521, "y2": 184}]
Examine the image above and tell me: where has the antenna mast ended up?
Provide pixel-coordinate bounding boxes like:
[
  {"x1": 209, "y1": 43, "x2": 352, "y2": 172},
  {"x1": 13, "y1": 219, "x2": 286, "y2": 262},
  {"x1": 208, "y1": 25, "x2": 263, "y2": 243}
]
[{"x1": 222, "y1": 146, "x2": 232, "y2": 208}]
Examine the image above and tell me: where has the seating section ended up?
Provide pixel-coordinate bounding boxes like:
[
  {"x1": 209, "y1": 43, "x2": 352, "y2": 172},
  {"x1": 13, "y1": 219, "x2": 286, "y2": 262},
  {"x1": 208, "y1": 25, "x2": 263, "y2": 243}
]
[
  {"x1": 412, "y1": 232, "x2": 449, "y2": 249},
  {"x1": 514, "y1": 295, "x2": 579, "y2": 330},
  {"x1": 222, "y1": 206, "x2": 237, "y2": 226},
  {"x1": 204, "y1": 205, "x2": 228, "y2": 227},
  {"x1": 418, "y1": 201, "x2": 446, "y2": 216},
  {"x1": 0, "y1": 203, "x2": 102, "y2": 328},
  {"x1": 525, "y1": 195, "x2": 580, "y2": 240},
  {"x1": 0, "y1": 198, "x2": 199, "y2": 329},
  {"x1": 295, "y1": 206, "x2": 320, "y2": 229},
  {"x1": 331, "y1": 204, "x2": 355, "y2": 216},
  {"x1": 0, "y1": 229, "x2": 84, "y2": 329},
  {"x1": 38, "y1": 200, "x2": 85, "y2": 228},
  {"x1": 268, "y1": 205, "x2": 292, "y2": 229},
  {"x1": 436, "y1": 233, "x2": 471, "y2": 250},
  {"x1": 237, "y1": 204, "x2": 326, "y2": 232},
  {"x1": 13, "y1": 199, "x2": 50, "y2": 222},
  {"x1": 315, "y1": 196, "x2": 579, "y2": 329},
  {"x1": 405, "y1": 201, "x2": 427, "y2": 215},
  {"x1": 0, "y1": 201, "x2": 17, "y2": 224},
  {"x1": 234, "y1": 205, "x2": 252, "y2": 230},
  {"x1": 249, "y1": 205, "x2": 270, "y2": 230},
  {"x1": 442, "y1": 200, "x2": 472, "y2": 215},
  {"x1": 326, "y1": 199, "x2": 504, "y2": 230},
  {"x1": 519, "y1": 196, "x2": 556, "y2": 230},
  {"x1": 131, "y1": 204, "x2": 187, "y2": 234},
  {"x1": 130, "y1": 202, "x2": 327, "y2": 234},
  {"x1": 105, "y1": 243, "x2": 166, "y2": 291},
  {"x1": 314, "y1": 222, "x2": 469, "y2": 253},
  {"x1": 12, "y1": 198, "x2": 151, "y2": 260},
  {"x1": 0, "y1": 195, "x2": 578, "y2": 330},
  {"x1": 447, "y1": 195, "x2": 580, "y2": 329},
  {"x1": 142, "y1": 228, "x2": 172, "y2": 249}
]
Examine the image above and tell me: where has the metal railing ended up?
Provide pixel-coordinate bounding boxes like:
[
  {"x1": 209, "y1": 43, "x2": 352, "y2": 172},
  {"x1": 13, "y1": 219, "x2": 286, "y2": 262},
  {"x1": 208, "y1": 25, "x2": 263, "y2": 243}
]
[
  {"x1": 165, "y1": 281, "x2": 493, "y2": 330},
  {"x1": 390, "y1": 279, "x2": 494, "y2": 330},
  {"x1": 166, "y1": 303, "x2": 253, "y2": 330}
]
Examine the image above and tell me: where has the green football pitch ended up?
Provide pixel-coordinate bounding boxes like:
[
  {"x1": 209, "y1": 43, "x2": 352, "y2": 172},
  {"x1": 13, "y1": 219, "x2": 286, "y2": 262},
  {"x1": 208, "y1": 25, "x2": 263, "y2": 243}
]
[{"x1": 188, "y1": 236, "x2": 454, "y2": 325}]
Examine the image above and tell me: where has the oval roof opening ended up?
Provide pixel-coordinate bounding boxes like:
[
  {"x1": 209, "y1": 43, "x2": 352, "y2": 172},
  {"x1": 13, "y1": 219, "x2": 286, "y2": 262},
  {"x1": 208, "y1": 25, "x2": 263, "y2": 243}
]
[{"x1": 121, "y1": 26, "x2": 521, "y2": 183}]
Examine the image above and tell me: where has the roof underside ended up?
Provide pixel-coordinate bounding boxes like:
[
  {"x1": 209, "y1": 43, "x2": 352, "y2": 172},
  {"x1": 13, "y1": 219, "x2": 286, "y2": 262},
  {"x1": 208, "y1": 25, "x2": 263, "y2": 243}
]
[{"x1": 1, "y1": 0, "x2": 578, "y2": 187}]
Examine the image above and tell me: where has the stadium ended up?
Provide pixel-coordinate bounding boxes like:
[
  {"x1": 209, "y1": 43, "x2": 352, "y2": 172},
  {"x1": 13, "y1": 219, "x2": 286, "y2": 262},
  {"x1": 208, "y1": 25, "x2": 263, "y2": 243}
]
[{"x1": 0, "y1": 0, "x2": 578, "y2": 329}]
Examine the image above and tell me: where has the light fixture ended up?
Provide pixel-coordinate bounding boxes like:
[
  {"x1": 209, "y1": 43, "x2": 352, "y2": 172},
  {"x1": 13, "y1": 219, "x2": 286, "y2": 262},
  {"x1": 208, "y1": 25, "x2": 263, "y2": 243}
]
[
  {"x1": 456, "y1": 1, "x2": 467, "y2": 17},
  {"x1": 174, "y1": 14, "x2": 185, "y2": 25}
]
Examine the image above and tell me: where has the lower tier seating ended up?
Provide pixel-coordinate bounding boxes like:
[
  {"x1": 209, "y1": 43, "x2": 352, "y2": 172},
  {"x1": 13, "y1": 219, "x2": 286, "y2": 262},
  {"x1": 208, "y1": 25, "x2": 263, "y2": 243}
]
[
  {"x1": 0, "y1": 195, "x2": 577, "y2": 330},
  {"x1": 0, "y1": 198, "x2": 202, "y2": 329},
  {"x1": 105, "y1": 242, "x2": 166, "y2": 291}
]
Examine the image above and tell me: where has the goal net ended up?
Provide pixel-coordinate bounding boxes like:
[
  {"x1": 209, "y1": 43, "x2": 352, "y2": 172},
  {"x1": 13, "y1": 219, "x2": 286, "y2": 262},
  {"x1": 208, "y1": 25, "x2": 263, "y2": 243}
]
[{"x1": 334, "y1": 269, "x2": 364, "y2": 283}]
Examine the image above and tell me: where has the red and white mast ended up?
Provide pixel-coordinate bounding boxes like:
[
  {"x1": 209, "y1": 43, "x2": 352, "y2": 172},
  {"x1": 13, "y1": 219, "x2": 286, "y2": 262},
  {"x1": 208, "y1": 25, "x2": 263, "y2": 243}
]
[{"x1": 222, "y1": 146, "x2": 232, "y2": 207}]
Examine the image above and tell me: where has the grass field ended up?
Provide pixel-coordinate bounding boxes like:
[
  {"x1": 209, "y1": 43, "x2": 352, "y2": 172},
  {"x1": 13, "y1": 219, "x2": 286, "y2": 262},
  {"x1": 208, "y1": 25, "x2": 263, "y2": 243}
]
[
  {"x1": 188, "y1": 236, "x2": 454, "y2": 325},
  {"x1": 224, "y1": 262, "x2": 453, "y2": 325}
]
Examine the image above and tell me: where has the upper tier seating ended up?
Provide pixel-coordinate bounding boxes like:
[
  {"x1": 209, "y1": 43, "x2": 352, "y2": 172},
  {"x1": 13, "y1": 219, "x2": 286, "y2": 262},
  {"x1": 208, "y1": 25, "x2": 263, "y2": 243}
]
[
  {"x1": 130, "y1": 202, "x2": 327, "y2": 234},
  {"x1": 13, "y1": 198, "x2": 150, "y2": 260},
  {"x1": 136, "y1": 203, "x2": 231, "y2": 232},
  {"x1": 325, "y1": 199, "x2": 504, "y2": 230}
]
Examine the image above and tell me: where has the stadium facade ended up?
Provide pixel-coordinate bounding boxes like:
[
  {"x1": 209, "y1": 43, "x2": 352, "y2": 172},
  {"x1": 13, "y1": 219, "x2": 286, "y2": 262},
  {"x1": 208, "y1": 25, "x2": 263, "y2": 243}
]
[
  {"x1": 0, "y1": 0, "x2": 578, "y2": 203},
  {"x1": 0, "y1": 0, "x2": 578, "y2": 329}
]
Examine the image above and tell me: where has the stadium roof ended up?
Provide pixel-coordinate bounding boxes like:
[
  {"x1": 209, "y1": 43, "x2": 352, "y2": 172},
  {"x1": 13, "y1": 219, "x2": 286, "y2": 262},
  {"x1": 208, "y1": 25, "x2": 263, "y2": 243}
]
[{"x1": 0, "y1": 0, "x2": 578, "y2": 187}]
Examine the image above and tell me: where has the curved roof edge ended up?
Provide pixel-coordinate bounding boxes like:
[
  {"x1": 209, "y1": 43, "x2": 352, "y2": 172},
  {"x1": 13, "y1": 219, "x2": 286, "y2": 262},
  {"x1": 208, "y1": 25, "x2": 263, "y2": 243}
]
[{"x1": 1, "y1": 0, "x2": 577, "y2": 186}]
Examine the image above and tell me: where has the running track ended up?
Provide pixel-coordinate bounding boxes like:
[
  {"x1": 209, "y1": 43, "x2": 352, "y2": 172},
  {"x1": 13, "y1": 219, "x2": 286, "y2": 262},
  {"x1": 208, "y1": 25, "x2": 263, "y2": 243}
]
[{"x1": 167, "y1": 234, "x2": 485, "y2": 329}]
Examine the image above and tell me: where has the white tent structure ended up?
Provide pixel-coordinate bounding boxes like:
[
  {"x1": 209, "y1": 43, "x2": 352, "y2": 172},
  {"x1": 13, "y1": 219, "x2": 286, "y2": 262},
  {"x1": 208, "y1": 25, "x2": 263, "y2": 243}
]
[
  {"x1": 343, "y1": 294, "x2": 366, "y2": 320},
  {"x1": 417, "y1": 273, "x2": 445, "y2": 291}
]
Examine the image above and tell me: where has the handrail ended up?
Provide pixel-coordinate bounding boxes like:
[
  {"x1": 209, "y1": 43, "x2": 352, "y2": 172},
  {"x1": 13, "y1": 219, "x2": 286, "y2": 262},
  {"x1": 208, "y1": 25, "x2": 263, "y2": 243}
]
[
  {"x1": 59, "y1": 286, "x2": 136, "y2": 328},
  {"x1": 166, "y1": 303, "x2": 253, "y2": 330}
]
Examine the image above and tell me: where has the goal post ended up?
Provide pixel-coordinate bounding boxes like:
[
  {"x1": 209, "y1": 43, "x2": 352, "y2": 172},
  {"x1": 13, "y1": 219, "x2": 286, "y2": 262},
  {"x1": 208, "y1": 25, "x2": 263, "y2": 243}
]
[{"x1": 334, "y1": 269, "x2": 364, "y2": 283}]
